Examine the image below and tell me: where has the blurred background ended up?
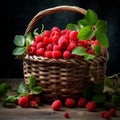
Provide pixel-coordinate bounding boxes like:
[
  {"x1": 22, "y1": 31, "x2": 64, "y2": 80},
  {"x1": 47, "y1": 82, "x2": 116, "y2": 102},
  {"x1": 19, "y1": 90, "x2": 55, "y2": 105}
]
[{"x1": 0, "y1": 0, "x2": 120, "y2": 78}]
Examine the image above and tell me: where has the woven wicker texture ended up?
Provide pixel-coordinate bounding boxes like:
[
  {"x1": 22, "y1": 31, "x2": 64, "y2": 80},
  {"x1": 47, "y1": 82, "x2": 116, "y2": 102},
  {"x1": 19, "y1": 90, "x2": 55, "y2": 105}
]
[{"x1": 23, "y1": 5, "x2": 108, "y2": 102}]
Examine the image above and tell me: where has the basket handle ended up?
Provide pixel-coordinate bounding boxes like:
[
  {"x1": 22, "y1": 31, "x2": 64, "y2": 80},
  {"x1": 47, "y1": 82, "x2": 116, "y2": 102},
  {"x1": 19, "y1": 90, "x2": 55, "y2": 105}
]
[{"x1": 24, "y1": 5, "x2": 87, "y2": 35}]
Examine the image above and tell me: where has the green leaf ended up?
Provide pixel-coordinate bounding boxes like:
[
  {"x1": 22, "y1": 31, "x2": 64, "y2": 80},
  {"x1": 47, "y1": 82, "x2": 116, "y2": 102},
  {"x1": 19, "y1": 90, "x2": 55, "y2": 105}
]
[
  {"x1": 104, "y1": 78, "x2": 113, "y2": 89},
  {"x1": 95, "y1": 31, "x2": 109, "y2": 48},
  {"x1": 0, "y1": 83, "x2": 11, "y2": 98},
  {"x1": 66, "y1": 23, "x2": 79, "y2": 31},
  {"x1": 112, "y1": 94, "x2": 120, "y2": 105},
  {"x1": 41, "y1": 24, "x2": 45, "y2": 33},
  {"x1": 13, "y1": 35, "x2": 25, "y2": 47},
  {"x1": 96, "y1": 19, "x2": 107, "y2": 33},
  {"x1": 93, "y1": 82, "x2": 104, "y2": 95},
  {"x1": 78, "y1": 26, "x2": 94, "y2": 40},
  {"x1": 18, "y1": 82, "x2": 28, "y2": 94},
  {"x1": 29, "y1": 75, "x2": 36, "y2": 90},
  {"x1": 4, "y1": 96, "x2": 17, "y2": 103},
  {"x1": 12, "y1": 47, "x2": 26, "y2": 55},
  {"x1": 30, "y1": 86, "x2": 42, "y2": 95},
  {"x1": 33, "y1": 28, "x2": 39, "y2": 36},
  {"x1": 104, "y1": 101, "x2": 114, "y2": 110},
  {"x1": 2, "y1": 102, "x2": 16, "y2": 108},
  {"x1": 25, "y1": 32, "x2": 34, "y2": 48},
  {"x1": 84, "y1": 53, "x2": 95, "y2": 60},
  {"x1": 83, "y1": 84, "x2": 94, "y2": 100},
  {"x1": 77, "y1": 19, "x2": 89, "y2": 27},
  {"x1": 94, "y1": 44, "x2": 101, "y2": 56},
  {"x1": 72, "y1": 47, "x2": 86, "y2": 56},
  {"x1": 2, "y1": 96, "x2": 17, "y2": 108},
  {"x1": 93, "y1": 94, "x2": 106, "y2": 103},
  {"x1": 85, "y1": 9, "x2": 98, "y2": 25}
]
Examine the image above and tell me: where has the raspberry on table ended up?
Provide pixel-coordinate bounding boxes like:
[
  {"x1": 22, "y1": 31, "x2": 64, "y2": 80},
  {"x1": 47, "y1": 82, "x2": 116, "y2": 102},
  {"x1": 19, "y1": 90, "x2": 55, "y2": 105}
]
[
  {"x1": 85, "y1": 101, "x2": 96, "y2": 112},
  {"x1": 51, "y1": 99, "x2": 62, "y2": 111},
  {"x1": 65, "y1": 98, "x2": 76, "y2": 108},
  {"x1": 77, "y1": 97, "x2": 87, "y2": 108},
  {"x1": 64, "y1": 112, "x2": 69, "y2": 118},
  {"x1": 18, "y1": 96, "x2": 29, "y2": 108},
  {"x1": 109, "y1": 108, "x2": 116, "y2": 117}
]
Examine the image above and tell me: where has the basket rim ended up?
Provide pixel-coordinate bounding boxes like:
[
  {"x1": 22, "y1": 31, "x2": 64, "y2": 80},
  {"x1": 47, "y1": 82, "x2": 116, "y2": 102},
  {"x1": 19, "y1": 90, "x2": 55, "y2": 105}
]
[{"x1": 23, "y1": 54, "x2": 107, "y2": 64}]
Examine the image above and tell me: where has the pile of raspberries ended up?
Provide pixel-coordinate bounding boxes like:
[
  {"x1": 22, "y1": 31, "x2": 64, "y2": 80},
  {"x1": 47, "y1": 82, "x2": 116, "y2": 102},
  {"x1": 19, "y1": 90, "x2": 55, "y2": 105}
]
[{"x1": 27, "y1": 26, "x2": 99, "y2": 59}]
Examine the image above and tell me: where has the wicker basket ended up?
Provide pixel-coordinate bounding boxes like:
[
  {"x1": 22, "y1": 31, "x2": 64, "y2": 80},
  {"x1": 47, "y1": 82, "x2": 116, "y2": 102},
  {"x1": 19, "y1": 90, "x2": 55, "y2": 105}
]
[{"x1": 23, "y1": 5, "x2": 108, "y2": 103}]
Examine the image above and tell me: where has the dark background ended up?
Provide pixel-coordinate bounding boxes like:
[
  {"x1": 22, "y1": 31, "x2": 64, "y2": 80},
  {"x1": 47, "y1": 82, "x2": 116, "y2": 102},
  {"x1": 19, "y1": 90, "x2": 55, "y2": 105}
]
[{"x1": 0, "y1": 0, "x2": 120, "y2": 78}]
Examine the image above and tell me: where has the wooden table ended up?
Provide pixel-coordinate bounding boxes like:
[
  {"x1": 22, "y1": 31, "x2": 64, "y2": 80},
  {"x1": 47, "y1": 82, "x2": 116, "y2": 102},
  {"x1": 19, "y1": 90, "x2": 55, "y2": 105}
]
[{"x1": 0, "y1": 79, "x2": 120, "y2": 120}]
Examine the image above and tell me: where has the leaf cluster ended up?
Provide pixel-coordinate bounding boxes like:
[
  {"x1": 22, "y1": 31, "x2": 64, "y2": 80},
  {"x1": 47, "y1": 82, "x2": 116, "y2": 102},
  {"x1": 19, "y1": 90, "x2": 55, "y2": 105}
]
[
  {"x1": 66, "y1": 9, "x2": 109, "y2": 60},
  {"x1": 84, "y1": 73, "x2": 120, "y2": 110},
  {"x1": 2, "y1": 75, "x2": 42, "y2": 108},
  {"x1": 12, "y1": 33, "x2": 34, "y2": 57},
  {"x1": 12, "y1": 25, "x2": 45, "y2": 57}
]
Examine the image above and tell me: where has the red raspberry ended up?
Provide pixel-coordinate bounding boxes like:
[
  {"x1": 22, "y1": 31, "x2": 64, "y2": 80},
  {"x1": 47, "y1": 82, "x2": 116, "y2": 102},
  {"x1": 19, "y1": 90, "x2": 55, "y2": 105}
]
[
  {"x1": 67, "y1": 42, "x2": 77, "y2": 52},
  {"x1": 33, "y1": 96, "x2": 41, "y2": 105},
  {"x1": 82, "y1": 40, "x2": 90, "y2": 48},
  {"x1": 43, "y1": 37, "x2": 51, "y2": 45},
  {"x1": 27, "y1": 94, "x2": 34, "y2": 101},
  {"x1": 34, "y1": 35, "x2": 43, "y2": 43},
  {"x1": 51, "y1": 99, "x2": 62, "y2": 111},
  {"x1": 65, "y1": 98, "x2": 75, "y2": 108},
  {"x1": 51, "y1": 26, "x2": 61, "y2": 32},
  {"x1": 46, "y1": 44, "x2": 53, "y2": 51},
  {"x1": 104, "y1": 112, "x2": 111, "y2": 119},
  {"x1": 69, "y1": 31, "x2": 78, "y2": 40},
  {"x1": 91, "y1": 40, "x2": 100, "y2": 46},
  {"x1": 64, "y1": 112, "x2": 69, "y2": 118},
  {"x1": 52, "y1": 50, "x2": 62, "y2": 59},
  {"x1": 18, "y1": 96, "x2": 29, "y2": 107},
  {"x1": 58, "y1": 36, "x2": 68, "y2": 50},
  {"x1": 30, "y1": 101, "x2": 38, "y2": 108},
  {"x1": 36, "y1": 42, "x2": 44, "y2": 49},
  {"x1": 63, "y1": 51, "x2": 71, "y2": 59},
  {"x1": 100, "y1": 111, "x2": 107, "y2": 118},
  {"x1": 109, "y1": 108, "x2": 116, "y2": 117},
  {"x1": 91, "y1": 35, "x2": 96, "y2": 40},
  {"x1": 87, "y1": 48, "x2": 95, "y2": 55},
  {"x1": 36, "y1": 48, "x2": 45, "y2": 56},
  {"x1": 53, "y1": 45, "x2": 60, "y2": 51},
  {"x1": 43, "y1": 30, "x2": 51, "y2": 37},
  {"x1": 50, "y1": 31, "x2": 61, "y2": 38},
  {"x1": 77, "y1": 97, "x2": 87, "y2": 108},
  {"x1": 61, "y1": 29, "x2": 70, "y2": 35},
  {"x1": 51, "y1": 35, "x2": 59, "y2": 45},
  {"x1": 85, "y1": 101, "x2": 96, "y2": 112},
  {"x1": 27, "y1": 46, "x2": 36, "y2": 55},
  {"x1": 45, "y1": 51, "x2": 52, "y2": 58},
  {"x1": 31, "y1": 42, "x2": 37, "y2": 47}
]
